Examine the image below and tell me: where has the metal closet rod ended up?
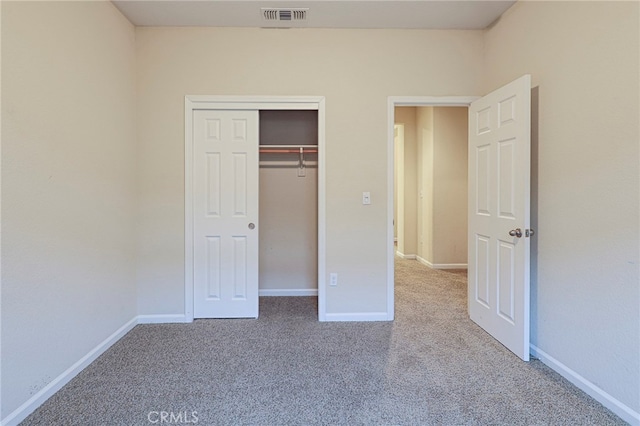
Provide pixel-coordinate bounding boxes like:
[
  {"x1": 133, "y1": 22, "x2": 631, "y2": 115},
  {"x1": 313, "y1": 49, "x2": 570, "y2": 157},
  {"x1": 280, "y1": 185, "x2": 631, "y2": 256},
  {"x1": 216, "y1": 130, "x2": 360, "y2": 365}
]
[{"x1": 259, "y1": 145, "x2": 318, "y2": 154}]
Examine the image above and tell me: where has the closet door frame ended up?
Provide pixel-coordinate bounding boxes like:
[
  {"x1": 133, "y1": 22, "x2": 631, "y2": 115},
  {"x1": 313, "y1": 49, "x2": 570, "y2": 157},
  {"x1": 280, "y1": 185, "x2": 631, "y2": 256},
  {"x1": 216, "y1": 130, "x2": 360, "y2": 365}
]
[{"x1": 185, "y1": 96, "x2": 326, "y2": 322}]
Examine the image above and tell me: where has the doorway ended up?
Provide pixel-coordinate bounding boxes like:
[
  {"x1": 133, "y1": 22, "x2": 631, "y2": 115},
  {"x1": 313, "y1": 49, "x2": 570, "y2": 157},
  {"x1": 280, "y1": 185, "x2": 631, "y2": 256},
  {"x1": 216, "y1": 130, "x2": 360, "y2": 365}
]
[
  {"x1": 386, "y1": 97, "x2": 478, "y2": 319},
  {"x1": 393, "y1": 106, "x2": 469, "y2": 269},
  {"x1": 388, "y1": 75, "x2": 532, "y2": 361}
]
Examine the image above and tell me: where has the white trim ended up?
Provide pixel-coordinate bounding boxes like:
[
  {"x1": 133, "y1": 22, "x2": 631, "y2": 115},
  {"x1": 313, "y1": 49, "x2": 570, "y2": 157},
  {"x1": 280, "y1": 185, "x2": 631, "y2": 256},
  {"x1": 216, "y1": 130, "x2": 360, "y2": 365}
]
[
  {"x1": 317, "y1": 98, "x2": 327, "y2": 321},
  {"x1": 137, "y1": 314, "x2": 190, "y2": 324},
  {"x1": 387, "y1": 96, "x2": 479, "y2": 325},
  {"x1": 184, "y1": 97, "x2": 195, "y2": 322},
  {"x1": 323, "y1": 312, "x2": 389, "y2": 322},
  {"x1": 0, "y1": 4, "x2": 4, "y2": 415},
  {"x1": 416, "y1": 256, "x2": 467, "y2": 270},
  {"x1": 389, "y1": 96, "x2": 478, "y2": 107},
  {"x1": 531, "y1": 345, "x2": 640, "y2": 426},
  {"x1": 185, "y1": 95, "x2": 321, "y2": 110},
  {"x1": 259, "y1": 289, "x2": 318, "y2": 297},
  {"x1": 184, "y1": 96, "x2": 326, "y2": 322},
  {"x1": 1, "y1": 317, "x2": 138, "y2": 426},
  {"x1": 386, "y1": 99, "x2": 396, "y2": 321},
  {"x1": 395, "y1": 251, "x2": 416, "y2": 260}
]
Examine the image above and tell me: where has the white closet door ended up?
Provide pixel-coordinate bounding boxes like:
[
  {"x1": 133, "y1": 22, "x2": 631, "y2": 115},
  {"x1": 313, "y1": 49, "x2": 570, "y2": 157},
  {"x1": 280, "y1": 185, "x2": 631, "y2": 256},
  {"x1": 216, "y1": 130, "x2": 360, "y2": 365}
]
[{"x1": 193, "y1": 109, "x2": 259, "y2": 318}]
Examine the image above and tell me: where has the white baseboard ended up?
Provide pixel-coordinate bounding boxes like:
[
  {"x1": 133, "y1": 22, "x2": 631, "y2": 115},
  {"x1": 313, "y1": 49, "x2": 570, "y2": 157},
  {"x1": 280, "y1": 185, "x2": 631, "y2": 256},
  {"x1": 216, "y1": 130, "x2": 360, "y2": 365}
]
[
  {"x1": 137, "y1": 314, "x2": 189, "y2": 324},
  {"x1": 1, "y1": 316, "x2": 139, "y2": 426},
  {"x1": 416, "y1": 256, "x2": 467, "y2": 270},
  {"x1": 259, "y1": 289, "x2": 318, "y2": 296},
  {"x1": 530, "y1": 344, "x2": 639, "y2": 426},
  {"x1": 395, "y1": 251, "x2": 416, "y2": 260},
  {"x1": 322, "y1": 312, "x2": 390, "y2": 322}
]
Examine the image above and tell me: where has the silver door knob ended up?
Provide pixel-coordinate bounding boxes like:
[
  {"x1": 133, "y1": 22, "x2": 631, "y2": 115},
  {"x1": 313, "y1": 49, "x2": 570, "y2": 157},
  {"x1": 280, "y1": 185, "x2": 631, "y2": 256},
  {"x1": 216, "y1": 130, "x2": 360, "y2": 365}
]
[
  {"x1": 509, "y1": 228, "x2": 523, "y2": 238},
  {"x1": 248, "y1": 223, "x2": 255, "y2": 230}
]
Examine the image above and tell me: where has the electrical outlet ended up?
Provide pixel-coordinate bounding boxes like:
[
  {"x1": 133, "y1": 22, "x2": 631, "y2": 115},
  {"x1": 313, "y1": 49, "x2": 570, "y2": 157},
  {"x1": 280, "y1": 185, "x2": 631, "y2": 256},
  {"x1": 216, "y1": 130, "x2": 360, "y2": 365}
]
[
  {"x1": 362, "y1": 192, "x2": 371, "y2": 205},
  {"x1": 297, "y1": 166, "x2": 306, "y2": 177},
  {"x1": 329, "y1": 273, "x2": 338, "y2": 287}
]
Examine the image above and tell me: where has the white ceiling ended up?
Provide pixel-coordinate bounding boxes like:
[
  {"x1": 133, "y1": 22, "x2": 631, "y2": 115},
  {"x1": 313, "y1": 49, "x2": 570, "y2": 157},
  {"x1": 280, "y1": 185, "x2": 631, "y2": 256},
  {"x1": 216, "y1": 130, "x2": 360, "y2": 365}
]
[{"x1": 112, "y1": 0, "x2": 517, "y2": 30}]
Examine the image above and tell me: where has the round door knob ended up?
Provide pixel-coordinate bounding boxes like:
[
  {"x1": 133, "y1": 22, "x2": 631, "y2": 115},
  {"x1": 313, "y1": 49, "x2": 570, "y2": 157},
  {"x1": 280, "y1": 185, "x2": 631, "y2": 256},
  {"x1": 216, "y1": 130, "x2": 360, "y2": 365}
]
[
  {"x1": 248, "y1": 223, "x2": 255, "y2": 230},
  {"x1": 509, "y1": 228, "x2": 523, "y2": 238}
]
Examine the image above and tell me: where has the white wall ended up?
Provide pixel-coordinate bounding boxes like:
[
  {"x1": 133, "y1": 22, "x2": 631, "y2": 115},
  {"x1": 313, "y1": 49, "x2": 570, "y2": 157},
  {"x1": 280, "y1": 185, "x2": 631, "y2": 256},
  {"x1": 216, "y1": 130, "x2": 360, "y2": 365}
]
[
  {"x1": 135, "y1": 27, "x2": 483, "y2": 316},
  {"x1": 1, "y1": 1, "x2": 137, "y2": 420},
  {"x1": 484, "y1": 1, "x2": 639, "y2": 418},
  {"x1": 259, "y1": 167, "x2": 318, "y2": 292}
]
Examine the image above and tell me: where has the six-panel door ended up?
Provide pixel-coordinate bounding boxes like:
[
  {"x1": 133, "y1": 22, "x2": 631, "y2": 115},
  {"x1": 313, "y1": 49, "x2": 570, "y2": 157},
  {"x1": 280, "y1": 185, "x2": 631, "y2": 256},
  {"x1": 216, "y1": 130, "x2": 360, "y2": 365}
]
[
  {"x1": 468, "y1": 75, "x2": 531, "y2": 360},
  {"x1": 193, "y1": 109, "x2": 259, "y2": 318}
]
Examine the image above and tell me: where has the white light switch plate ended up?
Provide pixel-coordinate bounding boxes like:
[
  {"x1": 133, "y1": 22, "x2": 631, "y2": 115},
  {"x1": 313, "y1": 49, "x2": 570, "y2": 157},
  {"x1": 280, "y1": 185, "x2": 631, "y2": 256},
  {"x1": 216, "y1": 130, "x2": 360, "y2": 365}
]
[
  {"x1": 362, "y1": 192, "x2": 371, "y2": 205},
  {"x1": 329, "y1": 273, "x2": 338, "y2": 286}
]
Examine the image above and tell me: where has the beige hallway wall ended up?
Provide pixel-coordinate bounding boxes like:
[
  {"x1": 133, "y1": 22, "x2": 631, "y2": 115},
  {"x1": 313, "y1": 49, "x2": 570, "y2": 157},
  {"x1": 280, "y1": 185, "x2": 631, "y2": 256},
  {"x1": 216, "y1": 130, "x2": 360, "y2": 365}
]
[
  {"x1": 394, "y1": 107, "x2": 418, "y2": 257},
  {"x1": 431, "y1": 107, "x2": 467, "y2": 266},
  {"x1": 416, "y1": 107, "x2": 434, "y2": 262},
  {"x1": 413, "y1": 107, "x2": 467, "y2": 267}
]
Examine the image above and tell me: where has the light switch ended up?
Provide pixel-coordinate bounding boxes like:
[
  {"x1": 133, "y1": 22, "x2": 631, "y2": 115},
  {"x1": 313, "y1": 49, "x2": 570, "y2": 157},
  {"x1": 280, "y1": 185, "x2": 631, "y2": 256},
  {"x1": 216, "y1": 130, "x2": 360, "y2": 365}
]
[
  {"x1": 329, "y1": 273, "x2": 338, "y2": 286},
  {"x1": 362, "y1": 192, "x2": 371, "y2": 205}
]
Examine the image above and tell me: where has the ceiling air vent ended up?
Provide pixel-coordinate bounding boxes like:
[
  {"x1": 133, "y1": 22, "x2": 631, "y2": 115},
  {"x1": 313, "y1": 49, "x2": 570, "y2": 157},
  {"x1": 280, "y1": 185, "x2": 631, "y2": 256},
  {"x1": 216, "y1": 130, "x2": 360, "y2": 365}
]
[{"x1": 262, "y1": 8, "x2": 308, "y2": 22}]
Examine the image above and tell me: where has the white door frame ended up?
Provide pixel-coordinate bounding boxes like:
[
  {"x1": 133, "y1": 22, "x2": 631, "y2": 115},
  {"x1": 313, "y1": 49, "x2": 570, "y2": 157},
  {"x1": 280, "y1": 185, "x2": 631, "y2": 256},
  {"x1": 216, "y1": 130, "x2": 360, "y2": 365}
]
[
  {"x1": 386, "y1": 96, "x2": 479, "y2": 319},
  {"x1": 185, "y1": 96, "x2": 327, "y2": 322}
]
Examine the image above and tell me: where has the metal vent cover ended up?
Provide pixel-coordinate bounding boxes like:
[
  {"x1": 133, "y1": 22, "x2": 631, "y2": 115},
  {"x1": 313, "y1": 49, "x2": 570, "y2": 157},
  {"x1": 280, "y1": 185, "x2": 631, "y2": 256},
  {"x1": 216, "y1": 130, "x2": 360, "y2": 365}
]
[{"x1": 262, "y1": 8, "x2": 308, "y2": 22}]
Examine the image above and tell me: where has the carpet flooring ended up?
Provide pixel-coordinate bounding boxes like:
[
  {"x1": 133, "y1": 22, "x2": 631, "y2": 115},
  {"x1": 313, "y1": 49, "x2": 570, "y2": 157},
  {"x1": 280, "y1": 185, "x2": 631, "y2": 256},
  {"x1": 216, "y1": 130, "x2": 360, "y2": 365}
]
[{"x1": 22, "y1": 258, "x2": 625, "y2": 425}]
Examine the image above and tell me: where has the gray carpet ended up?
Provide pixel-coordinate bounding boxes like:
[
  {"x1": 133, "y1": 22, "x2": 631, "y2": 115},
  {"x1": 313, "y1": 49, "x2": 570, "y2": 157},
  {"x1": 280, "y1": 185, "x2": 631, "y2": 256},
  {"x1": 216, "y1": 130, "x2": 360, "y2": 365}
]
[{"x1": 22, "y1": 258, "x2": 625, "y2": 425}]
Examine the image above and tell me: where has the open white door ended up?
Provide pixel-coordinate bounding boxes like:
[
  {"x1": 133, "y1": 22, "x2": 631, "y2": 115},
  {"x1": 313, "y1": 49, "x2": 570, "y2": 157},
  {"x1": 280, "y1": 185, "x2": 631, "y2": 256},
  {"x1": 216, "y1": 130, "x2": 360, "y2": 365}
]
[
  {"x1": 192, "y1": 109, "x2": 259, "y2": 318},
  {"x1": 468, "y1": 75, "x2": 531, "y2": 360}
]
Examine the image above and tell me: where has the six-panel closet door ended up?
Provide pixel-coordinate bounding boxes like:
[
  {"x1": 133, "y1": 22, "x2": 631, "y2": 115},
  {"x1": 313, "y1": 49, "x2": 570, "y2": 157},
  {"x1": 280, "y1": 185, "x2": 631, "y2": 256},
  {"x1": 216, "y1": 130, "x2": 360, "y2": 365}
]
[{"x1": 192, "y1": 109, "x2": 260, "y2": 318}]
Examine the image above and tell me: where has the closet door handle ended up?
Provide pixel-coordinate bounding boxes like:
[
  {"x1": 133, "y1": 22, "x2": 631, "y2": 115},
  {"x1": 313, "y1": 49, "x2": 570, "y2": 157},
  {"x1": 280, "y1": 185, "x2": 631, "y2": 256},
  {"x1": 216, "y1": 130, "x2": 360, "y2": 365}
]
[{"x1": 248, "y1": 223, "x2": 255, "y2": 230}]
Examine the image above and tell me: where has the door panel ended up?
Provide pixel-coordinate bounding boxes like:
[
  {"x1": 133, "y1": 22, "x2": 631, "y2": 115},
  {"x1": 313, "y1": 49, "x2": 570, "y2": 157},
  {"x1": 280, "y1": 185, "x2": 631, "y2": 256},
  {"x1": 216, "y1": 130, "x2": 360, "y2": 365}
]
[
  {"x1": 468, "y1": 75, "x2": 531, "y2": 360},
  {"x1": 193, "y1": 109, "x2": 259, "y2": 318}
]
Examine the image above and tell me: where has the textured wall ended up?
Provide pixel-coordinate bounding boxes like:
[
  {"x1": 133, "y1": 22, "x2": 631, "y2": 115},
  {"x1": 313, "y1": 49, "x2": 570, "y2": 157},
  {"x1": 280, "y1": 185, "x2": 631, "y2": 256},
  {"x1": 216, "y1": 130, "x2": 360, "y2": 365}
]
[
  {"x1": 135, "y1": 27, "x2": 483, "y2": 315},
  {"x1": 1, "y1": 1, "x2": 137, "y2": 418},
  {"x1": 484, "y1": 0, "x2": 640, "y2": 415}
]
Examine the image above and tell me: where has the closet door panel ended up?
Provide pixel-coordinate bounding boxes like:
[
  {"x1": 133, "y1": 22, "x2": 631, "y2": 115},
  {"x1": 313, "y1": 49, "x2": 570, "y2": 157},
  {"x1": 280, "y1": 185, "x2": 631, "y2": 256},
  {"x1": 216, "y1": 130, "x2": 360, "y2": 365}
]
[{"x1": 193, "y1": 109, "x2": 259, "y2": 318}]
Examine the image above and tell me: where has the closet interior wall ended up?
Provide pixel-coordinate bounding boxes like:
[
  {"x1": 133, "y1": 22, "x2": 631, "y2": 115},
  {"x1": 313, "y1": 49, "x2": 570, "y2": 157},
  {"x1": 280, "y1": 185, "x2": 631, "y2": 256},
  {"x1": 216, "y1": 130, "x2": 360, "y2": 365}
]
[{"x1": 259, "y1": 110, "x2": 319, "y2": 295}]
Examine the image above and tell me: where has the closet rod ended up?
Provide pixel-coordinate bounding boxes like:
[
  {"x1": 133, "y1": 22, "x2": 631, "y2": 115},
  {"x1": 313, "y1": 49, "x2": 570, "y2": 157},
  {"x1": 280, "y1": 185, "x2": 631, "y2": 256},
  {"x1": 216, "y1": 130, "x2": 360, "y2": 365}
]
[
  {"x1": 260, "y1": 149, "x2": 318, "y2": 154},
  {"x1": 258, "y1": 144, "x2": 317, "y2": 148}
]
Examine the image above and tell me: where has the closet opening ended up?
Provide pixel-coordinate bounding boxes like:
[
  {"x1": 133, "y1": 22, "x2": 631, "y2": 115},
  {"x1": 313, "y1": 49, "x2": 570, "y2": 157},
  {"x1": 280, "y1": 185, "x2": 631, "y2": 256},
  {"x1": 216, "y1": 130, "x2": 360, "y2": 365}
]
[
  {"x1": 258, "y1": 110, "x2": 319, "y2": 300},
  {"x1": 184, "y1": 96, "x2": 326, "y2": 321}
]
